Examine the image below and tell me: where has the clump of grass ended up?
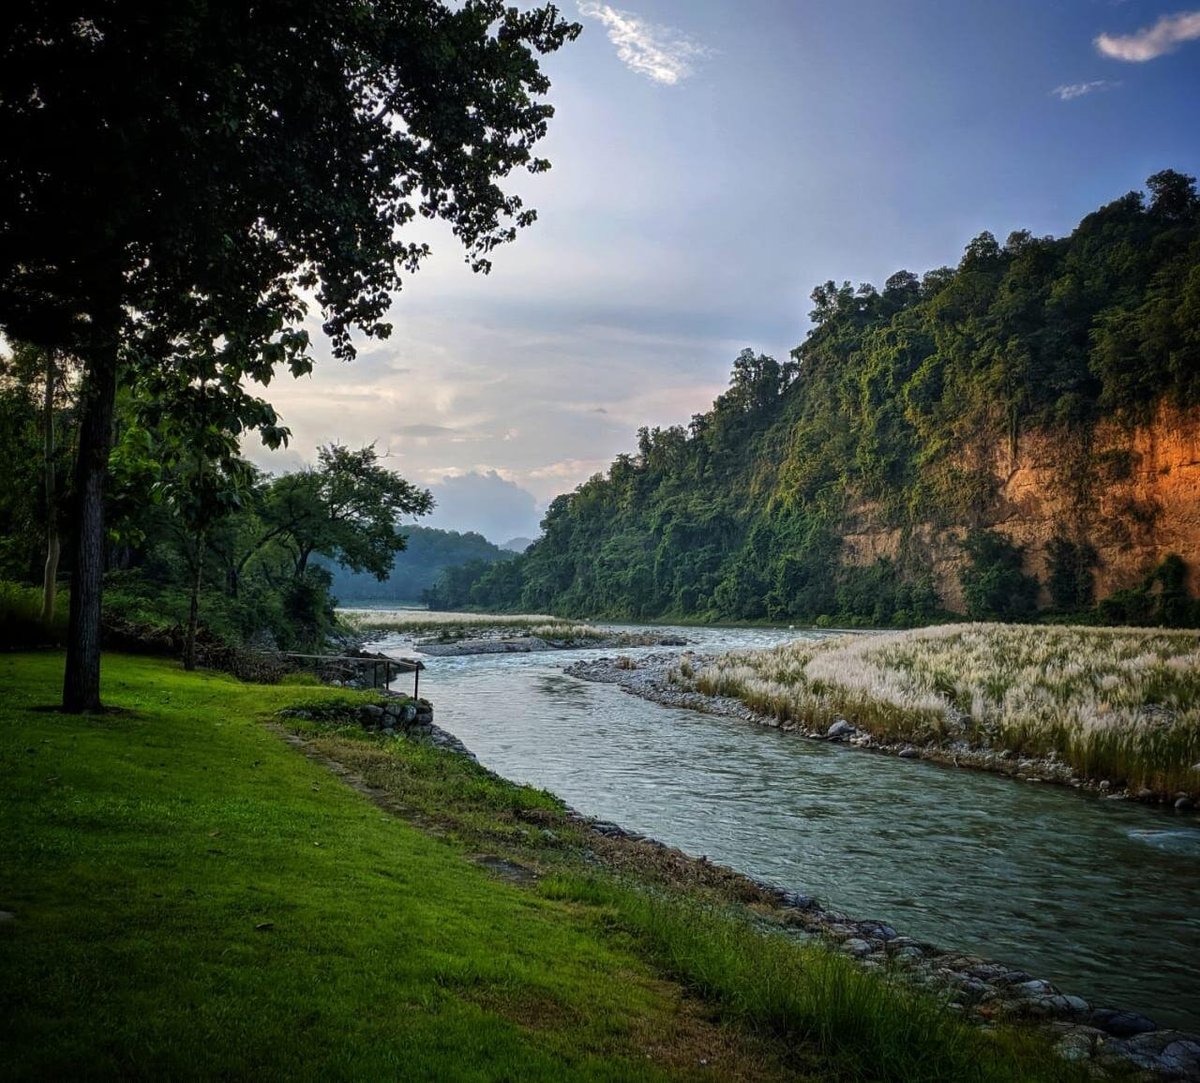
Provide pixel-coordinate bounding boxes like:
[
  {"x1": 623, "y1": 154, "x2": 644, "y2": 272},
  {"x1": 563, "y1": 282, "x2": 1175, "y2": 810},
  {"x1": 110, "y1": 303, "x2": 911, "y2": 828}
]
[
  {"x1": 530, "y1": 623, "x2": 608, "y2": 641},
  {"x1": 540, "y1": 874, "x2": 1084, "y2": 1083},
  {"x1": 678, "y1": 624, "x2": 1200, "y2": 795},
  {"x1": 340, "y1": 609, "x2": 563, "y2": 635},
  {"x1": 615, "y1": 655, "x2": 637, "y2": 670}
]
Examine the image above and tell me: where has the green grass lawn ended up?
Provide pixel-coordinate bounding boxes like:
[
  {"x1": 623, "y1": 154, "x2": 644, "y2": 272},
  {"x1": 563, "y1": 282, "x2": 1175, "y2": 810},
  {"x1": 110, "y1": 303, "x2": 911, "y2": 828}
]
[
  {"x1": 0, "y1": 653, "x2": 784, "y2": 1081},
  {"x1": 0, "y1": 653, "x2": 1087, "y2": 1082}
]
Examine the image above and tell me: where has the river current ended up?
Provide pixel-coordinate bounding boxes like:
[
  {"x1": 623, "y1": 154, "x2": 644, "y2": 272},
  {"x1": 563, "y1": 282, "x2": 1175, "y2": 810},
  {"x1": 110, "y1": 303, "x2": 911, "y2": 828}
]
[{"x1": 368, "y1": 620, "x2": 1200, "y2": 1031}]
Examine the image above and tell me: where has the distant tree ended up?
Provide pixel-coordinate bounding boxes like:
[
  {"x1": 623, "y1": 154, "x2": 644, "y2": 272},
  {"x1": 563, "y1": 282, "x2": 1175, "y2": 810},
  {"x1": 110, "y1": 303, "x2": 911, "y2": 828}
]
[
  {"x1": 0, "y1": 1, "x2": 579, "y2": 709},
  {"x1": 1146, "y1": 170, "x2": 1198, "y2": 221},
  {"x1": 959, "y1": 531, "x2": 1039, "y2": 621},
  {"x1": 262, "y1": 445, "x2": 433, "y2": 583},
  {"x1": 0, "y1": 343, "x2": 75, "y2": 621}
]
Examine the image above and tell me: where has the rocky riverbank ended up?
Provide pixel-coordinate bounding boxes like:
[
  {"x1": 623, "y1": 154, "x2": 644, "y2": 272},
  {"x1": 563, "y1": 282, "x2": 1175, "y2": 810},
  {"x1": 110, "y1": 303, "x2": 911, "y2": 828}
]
[{"x1": 564, "y1": 653, "x2": 1200, "y2": 809}]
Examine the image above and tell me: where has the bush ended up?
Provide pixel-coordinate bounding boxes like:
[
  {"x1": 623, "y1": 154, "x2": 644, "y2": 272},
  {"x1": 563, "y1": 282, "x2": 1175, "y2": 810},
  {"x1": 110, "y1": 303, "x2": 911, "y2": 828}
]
[
  {"x1": 959, "y1": 531, "x2": 1039, "y2": 620},
  {"x1": 1098, "y1": 553, "x2": 1200, "y2": 628}
]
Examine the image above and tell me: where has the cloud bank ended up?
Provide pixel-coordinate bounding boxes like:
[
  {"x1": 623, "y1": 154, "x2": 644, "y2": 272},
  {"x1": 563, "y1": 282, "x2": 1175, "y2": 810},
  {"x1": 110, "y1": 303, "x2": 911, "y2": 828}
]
[
  {"x1": 1095, "y1": 10, "x2": 1200, "y2": 61},
  {"x1": 426, "y1": 471, "x2": 542, "y2": 544},
  {"x1": 1052, "y1": 79, "x2": 1117, "y2": 101},
  {"x1": 577, "y1": 2, "x2": 710, "y2": 85}
]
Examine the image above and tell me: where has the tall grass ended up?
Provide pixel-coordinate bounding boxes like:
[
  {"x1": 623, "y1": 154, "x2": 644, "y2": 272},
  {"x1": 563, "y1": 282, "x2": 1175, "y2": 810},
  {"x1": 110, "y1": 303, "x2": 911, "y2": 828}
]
[
  {"x1": 340, "y1": 609, "x2": 565, "y2": 635},
  {"x1": 541, "y1": 874, "x2": 1084, "y2": 1083},
  {"x1": 682, "y1": 624, "x2": 1200, "y2": 795}
]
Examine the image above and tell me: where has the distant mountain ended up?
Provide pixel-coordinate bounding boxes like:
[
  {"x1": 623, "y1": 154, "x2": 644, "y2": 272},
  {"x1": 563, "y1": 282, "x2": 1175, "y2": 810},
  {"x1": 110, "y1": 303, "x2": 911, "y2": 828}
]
[
  {"x1": 501, "y1": 536, "x2": 534, "y2": 553},
  {"x1": 325, "y1": 525, "x2": 513, "y2": 603}
]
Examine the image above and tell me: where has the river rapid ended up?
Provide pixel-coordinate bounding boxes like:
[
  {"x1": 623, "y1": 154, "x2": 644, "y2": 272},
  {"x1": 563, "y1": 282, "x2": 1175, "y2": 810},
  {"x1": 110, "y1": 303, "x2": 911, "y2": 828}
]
[{"x1": 367, "y1": 619, "x2": 1200, "y2": 1032}]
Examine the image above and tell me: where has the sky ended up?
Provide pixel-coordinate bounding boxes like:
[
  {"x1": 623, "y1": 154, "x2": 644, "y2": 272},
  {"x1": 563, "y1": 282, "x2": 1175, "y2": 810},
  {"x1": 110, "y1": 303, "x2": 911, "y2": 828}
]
[{"x1": 248, "y1": 0, "x2": 1200, "y2": 544}]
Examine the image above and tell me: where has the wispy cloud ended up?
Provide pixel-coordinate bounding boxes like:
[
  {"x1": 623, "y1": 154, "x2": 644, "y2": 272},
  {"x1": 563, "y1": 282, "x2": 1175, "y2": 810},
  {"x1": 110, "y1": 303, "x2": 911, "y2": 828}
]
[
  {"x1": 1095, "y1": 9, "x2": 1200, "y2": 61},
  {"x1": 1052, "y1": 79, "x2": 1118, "y2": 100},
  {"x1": 577, "y1": 2, "x2": 710, "y2": 85}
]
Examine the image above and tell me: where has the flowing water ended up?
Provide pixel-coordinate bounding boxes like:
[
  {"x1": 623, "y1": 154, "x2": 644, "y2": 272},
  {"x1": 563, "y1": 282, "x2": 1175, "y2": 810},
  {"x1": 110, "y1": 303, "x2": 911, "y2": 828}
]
[{"x1": 368, "y1": 620, "x2": 1200, "y2": 1031}]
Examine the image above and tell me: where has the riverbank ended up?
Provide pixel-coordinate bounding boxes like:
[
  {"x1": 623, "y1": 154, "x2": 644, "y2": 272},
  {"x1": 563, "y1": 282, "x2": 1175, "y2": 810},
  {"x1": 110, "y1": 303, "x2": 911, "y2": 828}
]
[
  {"x1": 0, "y1": 651, "x2": 1105, "y2": 1082},
  {"x1": 565, "y1": 624, "x2": 1200, "y2": 805},
  {"x1": 277, "y1": 696, "x2": 1200, "y2": 1082}
]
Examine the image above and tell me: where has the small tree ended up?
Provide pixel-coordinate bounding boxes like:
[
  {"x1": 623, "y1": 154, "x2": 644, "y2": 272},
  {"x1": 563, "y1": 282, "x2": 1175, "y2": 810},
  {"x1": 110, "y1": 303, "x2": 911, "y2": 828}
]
[
  {"x1": 262, "y1": 444, "x2": 434, "y2": 583},
  {"x1": 959, "y1": 530, "x2": 1039, "y2": 621}
]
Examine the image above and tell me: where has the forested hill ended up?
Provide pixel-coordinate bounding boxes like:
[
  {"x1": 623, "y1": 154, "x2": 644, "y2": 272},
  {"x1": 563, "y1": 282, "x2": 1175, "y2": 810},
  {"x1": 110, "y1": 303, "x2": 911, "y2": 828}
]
[
  {"x1": 325, "y1": 525, "x2": 511, "y2": 603},
  {"x1": 435, "y1": 171, "x2": 1200, "y2": 627}
]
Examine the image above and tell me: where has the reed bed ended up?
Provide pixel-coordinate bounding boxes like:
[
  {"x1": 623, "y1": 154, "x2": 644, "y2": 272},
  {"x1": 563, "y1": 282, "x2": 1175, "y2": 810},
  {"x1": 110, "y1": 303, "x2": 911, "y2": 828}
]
[
  {"x1": 678, "y1": 624, "x2": 1200, "y2": 796},
  {"x1": 339, "y1": 609, "x2": 565, "y2": 635}
]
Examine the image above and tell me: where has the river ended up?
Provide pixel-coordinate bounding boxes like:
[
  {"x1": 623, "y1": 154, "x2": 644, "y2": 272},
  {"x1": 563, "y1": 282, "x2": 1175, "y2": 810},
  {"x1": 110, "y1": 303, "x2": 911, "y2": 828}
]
[{"x1": 367, "y1": 619, "x2": 1200, "y2": 1032}]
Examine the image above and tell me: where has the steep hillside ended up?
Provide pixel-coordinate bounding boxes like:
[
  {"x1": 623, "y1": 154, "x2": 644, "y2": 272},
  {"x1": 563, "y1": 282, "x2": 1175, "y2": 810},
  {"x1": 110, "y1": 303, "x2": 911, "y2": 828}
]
[{"x1": 437, "y1": 172, "x2": 1200, "y2": 626}]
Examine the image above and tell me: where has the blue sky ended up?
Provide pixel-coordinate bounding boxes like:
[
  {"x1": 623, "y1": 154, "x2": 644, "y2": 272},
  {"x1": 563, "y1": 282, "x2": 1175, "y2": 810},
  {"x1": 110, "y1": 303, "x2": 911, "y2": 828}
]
[{"x1": 252, "y1": 0, "x2": 1200, "y2": 543}]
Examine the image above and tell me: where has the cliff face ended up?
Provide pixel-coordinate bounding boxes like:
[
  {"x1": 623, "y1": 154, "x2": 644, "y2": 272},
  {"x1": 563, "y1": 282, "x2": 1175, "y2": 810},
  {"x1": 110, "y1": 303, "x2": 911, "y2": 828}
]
[{"x1": 843, "y1": 405, "x2": 1200, "y2": 612}]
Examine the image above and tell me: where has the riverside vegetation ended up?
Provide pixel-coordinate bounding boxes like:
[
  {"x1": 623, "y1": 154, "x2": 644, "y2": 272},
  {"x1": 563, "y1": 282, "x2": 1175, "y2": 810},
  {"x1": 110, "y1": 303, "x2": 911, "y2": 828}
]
[
  {"x1": 433, "y1": 171, "x2": 1200, "y2": 628},
  {"x1": 665, "y1": 624, "x2": 1200, "y2": 799},
  {"x1": 0, "y1": 651, "x2": 1094, "y2": 1082}
]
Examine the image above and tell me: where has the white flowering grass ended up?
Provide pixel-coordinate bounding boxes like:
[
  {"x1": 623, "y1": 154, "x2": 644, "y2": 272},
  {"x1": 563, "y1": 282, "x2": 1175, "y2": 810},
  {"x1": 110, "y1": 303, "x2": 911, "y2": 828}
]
[
  {"x1": 680, "y1": 624, "x2": 1200, "y2": 795},
  {"x1": 340, "y1": 609, "x2": 565, "y2": 635}
]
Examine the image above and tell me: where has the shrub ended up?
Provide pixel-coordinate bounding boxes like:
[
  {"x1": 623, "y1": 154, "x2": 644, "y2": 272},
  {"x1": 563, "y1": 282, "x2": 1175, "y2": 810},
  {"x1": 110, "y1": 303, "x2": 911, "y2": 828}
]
[{"x1": 959, "y1": 531, "x2": 1039, "y2": 620}]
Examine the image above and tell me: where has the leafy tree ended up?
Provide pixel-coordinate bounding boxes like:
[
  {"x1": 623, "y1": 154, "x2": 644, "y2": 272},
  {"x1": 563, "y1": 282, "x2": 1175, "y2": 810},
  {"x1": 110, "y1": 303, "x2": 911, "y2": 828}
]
[
  {"x1": 261, "y1": 444, "x2": 433, "y2": 583},
  {"x1": 0, "y1": 0, "x2": 579, "y2": 709},
  {"x1": 959, "y1": 531, "x2": 1039, "y2": 621}
]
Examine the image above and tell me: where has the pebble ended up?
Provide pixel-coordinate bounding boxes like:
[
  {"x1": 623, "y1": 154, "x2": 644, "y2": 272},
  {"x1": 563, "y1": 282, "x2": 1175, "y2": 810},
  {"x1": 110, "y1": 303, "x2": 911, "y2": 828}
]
[
  {"x1": 841, "y1": 938, "x2": 873, "y2": 957},
  {"x1": 826, "y1": 720, "x2": 856, "y2": 740},
  {"x1": 898, "y1": 746, "x2": 919, "y2": 759},
  {"x1": 1176, "y1": 796, "x2": 1195, "y2": 812}
]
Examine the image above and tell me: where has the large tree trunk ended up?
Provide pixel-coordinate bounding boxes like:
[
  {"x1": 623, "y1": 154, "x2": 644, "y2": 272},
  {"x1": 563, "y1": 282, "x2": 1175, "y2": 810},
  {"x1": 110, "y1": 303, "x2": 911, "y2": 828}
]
[
  {"x1": 184, "y1": 532, "x2": 205, "y2": 672},
  {"x1": 62, "y1": 336, "x2": 118, "y2": 712},
  {"x1": 41, "y1": 351, "x2": 60, "y2": 625}
]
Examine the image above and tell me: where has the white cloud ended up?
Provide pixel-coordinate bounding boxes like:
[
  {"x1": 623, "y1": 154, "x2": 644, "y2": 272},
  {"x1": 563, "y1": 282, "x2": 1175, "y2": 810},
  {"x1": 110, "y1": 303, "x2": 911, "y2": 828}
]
[
  {"x1": 1095, "y1": 10, "x2": 1200, "y2": 61},
  {"x1": 1051, "y1": 79, "x2": 1118, "y2": 100},
  {"x1": 577, "y1": 2, "x2": 710, "y2": 85}
]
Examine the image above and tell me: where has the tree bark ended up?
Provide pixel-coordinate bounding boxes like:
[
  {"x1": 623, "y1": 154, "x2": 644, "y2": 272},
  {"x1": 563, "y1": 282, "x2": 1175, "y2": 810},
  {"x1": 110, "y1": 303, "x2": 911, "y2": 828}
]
[
  {"x1": 184, "y1": 531, "x2": 205, "y2": 672},
  {"x1": 41, "y1": 351, "x2": 60, "y2": 625},
  {"x1": 62, "y1": 334, "x2": 118, "y2": 712}
]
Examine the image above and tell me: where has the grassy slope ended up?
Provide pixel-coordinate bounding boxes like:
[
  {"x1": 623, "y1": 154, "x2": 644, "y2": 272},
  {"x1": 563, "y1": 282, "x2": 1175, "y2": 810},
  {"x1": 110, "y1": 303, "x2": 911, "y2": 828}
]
[
  {"x1": 0, "y1": 653, "x2": 1085, "y2": 1082},
  {"x1": 0, "y1": 653, "x2": 770, "y2": 1081}
]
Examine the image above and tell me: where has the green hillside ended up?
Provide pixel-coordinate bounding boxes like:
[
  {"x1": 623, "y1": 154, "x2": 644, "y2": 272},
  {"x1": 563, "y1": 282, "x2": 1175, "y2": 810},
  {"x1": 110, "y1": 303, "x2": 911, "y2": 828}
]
[
  {"x1": 325, "y1": 525, "x2": 512, "y2": 603},
  {"x1": 436, "y1": 171, "x2": 1200, "y2": 626}
]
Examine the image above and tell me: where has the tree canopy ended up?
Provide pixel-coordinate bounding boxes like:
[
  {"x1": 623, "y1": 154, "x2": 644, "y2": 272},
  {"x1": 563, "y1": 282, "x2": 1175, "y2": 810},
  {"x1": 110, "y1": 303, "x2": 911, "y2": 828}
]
[{"x1": 0, "y1": 0, "x2": 579, "y2": 707}]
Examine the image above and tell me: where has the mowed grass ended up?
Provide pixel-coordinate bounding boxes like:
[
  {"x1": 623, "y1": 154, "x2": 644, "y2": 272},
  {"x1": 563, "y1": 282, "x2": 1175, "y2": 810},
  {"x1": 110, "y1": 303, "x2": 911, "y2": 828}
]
[
  {"x1": 0, "y1": 653, "x2": 1090, "y2": 1083},
  {"x1": 0, "y1": 653, "x2": 775, "y2": 1082}
]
